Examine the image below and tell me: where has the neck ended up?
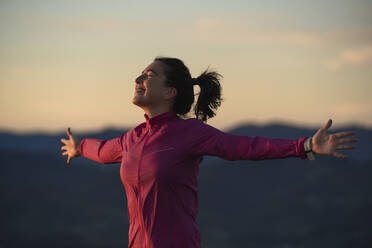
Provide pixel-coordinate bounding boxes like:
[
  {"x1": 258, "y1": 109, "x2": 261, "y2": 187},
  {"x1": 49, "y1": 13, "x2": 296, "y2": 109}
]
[{"x1": 142, "y1": 106, "x2": 172, "y2": 119}]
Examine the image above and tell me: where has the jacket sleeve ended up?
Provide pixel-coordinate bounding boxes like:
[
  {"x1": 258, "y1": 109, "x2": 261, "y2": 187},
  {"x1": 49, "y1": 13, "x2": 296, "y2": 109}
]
[
  {"x1": 187, "y1": 119, "x2": 308, "y2": 161},
  {"x1": 78, "y1": 134, "x2": 126, "y2": 164}
]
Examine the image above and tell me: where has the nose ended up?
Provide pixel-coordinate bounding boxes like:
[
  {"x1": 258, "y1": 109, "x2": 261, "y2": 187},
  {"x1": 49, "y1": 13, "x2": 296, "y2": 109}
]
[
  {"x1": 135, "y1": 74, "x2": 146, "y2": 84},
  {"x1": 135, "y1": 75, "x2": 142, "y2": 84}
]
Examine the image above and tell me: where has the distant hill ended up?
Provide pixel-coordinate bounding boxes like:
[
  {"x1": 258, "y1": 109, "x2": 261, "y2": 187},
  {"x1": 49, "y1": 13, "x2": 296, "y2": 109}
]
[{"x1": 1, "y1": 123, "x2": 371, "y2": 248}]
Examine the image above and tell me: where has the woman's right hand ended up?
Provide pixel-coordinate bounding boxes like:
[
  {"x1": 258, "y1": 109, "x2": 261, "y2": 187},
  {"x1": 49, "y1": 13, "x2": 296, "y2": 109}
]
[{"x1": 60, "y1": 127, "x2": 81, "y2": 165}]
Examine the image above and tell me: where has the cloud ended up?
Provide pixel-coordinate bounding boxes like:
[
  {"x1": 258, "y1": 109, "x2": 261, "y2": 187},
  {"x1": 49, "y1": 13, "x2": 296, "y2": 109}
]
[
  {"x1": 177, "y1": 16, "x2": 372, "y2": 68},
  {"x1": 326, "y1": 45, "x2": 372, "y2": 70},
  {"x1": 178, "y1": 17, "x2": 325, "y2": 47}
]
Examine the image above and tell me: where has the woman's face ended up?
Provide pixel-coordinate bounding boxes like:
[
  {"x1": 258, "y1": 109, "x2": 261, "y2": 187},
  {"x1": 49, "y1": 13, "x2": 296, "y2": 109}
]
[{"x1": 132, "y1": 61, "x2": 175, "y2": 109}]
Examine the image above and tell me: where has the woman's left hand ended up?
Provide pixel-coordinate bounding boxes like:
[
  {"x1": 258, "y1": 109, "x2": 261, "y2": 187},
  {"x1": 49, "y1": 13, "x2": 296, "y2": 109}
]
[{"x1": 312, "y1": 119, "x2": 358, "y2": 159}]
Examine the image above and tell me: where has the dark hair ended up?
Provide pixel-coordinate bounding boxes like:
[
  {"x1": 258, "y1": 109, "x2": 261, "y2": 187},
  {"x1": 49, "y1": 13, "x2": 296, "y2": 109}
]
[{"x1": 154, "y1": 56, "x2": 223, "y2": 122}]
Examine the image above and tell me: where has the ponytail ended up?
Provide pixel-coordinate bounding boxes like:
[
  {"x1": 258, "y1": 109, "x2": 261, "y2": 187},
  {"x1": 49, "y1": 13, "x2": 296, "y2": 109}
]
[
  {"x1": 192, "y1": 69, "x2": 223, "y2": 122},
  {"x1": 154, "y1": 56, "x2": 223, "y2": 122}
]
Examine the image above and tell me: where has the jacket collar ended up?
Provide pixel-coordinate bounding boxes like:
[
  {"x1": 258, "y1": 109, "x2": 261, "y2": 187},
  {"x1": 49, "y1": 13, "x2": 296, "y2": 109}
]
[{"x1": 144, "y1": 111, "x2": 178, "y2": 128}]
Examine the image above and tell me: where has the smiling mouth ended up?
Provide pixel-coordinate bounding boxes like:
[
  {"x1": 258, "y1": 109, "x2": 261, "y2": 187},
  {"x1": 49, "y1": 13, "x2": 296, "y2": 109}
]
[{"x1": 135, "y1": 89, "x2": 145, "y2": 95}]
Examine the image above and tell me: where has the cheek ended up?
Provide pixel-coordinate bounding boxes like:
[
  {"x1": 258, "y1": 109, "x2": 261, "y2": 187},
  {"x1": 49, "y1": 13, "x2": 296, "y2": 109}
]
[
  {"x1": 148, "y1": 89, "x2": 164, "y2": 99},
  {"x1": 147, "y1": 81, "x2": 165, "y2": 96}
]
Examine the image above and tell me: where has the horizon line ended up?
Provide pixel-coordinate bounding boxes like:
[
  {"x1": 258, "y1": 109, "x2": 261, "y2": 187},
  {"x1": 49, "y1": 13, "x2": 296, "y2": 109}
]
[{"x1": 0, "y1": 119, "x2": 370, "y2": 136}]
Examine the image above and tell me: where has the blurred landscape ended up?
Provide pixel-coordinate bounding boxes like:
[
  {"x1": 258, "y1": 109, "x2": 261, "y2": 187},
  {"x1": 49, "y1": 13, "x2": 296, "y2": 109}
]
[{"x1": 1, "y1": 123, "x2": 372, "y2": 248}]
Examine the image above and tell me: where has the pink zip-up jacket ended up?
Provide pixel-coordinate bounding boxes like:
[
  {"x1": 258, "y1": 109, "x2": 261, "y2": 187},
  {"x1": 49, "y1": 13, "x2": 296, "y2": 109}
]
[{"x1": 78, "y1": 111, "x2": 309, "y2": 248}]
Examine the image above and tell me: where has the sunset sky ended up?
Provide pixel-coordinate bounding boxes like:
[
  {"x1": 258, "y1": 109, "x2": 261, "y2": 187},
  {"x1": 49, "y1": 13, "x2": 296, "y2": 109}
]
[{"x1": 1, "y1": 0, "x2": 371, "y2": 134}]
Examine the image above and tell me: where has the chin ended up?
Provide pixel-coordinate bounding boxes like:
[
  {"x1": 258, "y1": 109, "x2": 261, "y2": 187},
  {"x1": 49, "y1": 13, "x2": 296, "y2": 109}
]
[{"x1": 132, "y1": 98, "x2": 145, "y2": 107}]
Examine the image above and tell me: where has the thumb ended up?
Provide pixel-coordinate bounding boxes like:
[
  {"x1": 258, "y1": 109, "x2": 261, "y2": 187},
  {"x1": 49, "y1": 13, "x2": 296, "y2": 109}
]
[
  {"x1": 321, "y1": 119, "x2": 332, "y2": 131},
  {"x1": 66, "y1": 127, "x2": 72, "y2": 137}
]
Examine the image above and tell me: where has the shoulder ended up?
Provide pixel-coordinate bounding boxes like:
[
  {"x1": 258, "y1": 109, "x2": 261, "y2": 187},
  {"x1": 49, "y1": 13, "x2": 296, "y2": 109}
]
[
  {"x1": 125, "y1": 122, "x2": 146, "y2": 137},
  {"x1": 182, "y1": 117, "x2": 222, "y2": 134},
  {"x1": 183, "y1": 117, "x2": 205, "y2": 129},
  {"x1": 134, "y1": 122, "x2": 146, "y2": 130},
  {"x1": 184, "y1": 117, "x2": 204, "y2": 125}
]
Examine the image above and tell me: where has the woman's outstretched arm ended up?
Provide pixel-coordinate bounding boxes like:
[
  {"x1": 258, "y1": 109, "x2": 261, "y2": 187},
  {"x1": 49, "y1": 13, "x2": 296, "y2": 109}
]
[
  {"x1": 186, "y1": 118, "x2": 357, "y2": 161},
  {"x1": 78, "y1": 135, "x2": 125, "y2": 164},
  {"x1": 186, "y1": 119, "x2": 308, "y2": 161},
  {"x1": 60, "y1": 127, "x2": 126, "y2": 165}
]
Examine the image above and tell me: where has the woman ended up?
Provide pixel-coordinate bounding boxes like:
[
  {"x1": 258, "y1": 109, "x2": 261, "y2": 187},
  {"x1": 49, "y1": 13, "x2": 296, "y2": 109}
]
[{"x1": 60, "y1": 57, "x2": 357, "y2": 248}]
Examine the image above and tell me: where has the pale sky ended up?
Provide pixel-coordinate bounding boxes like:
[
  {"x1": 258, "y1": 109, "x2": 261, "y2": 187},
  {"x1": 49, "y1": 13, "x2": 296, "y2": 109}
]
[{"x1": 1, "y1": 0, "x2": 371, "y2": 134}]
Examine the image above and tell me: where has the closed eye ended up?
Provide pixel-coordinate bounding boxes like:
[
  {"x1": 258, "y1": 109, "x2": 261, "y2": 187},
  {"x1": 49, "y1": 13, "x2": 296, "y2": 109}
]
[{"x1": 142, "y1": 69, "x2": 158, "y2": 76}]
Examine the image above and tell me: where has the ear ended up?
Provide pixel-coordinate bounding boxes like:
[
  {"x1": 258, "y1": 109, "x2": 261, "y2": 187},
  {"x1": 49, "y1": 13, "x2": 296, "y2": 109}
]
[{"x1": 164, "y1": 87, "x2": 177, "y2": 100}]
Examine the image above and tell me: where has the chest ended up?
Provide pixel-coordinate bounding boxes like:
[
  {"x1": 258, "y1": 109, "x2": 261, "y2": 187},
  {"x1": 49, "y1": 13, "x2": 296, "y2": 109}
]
[{"x1": 120, "y1": 127, "x2": 195, "y2": 186}]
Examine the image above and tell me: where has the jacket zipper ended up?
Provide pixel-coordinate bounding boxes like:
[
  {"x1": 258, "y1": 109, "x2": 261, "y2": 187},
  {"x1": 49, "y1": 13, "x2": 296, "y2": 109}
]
[{"x1": 137, "y1": 127, "x2": 151, "y2": 247}]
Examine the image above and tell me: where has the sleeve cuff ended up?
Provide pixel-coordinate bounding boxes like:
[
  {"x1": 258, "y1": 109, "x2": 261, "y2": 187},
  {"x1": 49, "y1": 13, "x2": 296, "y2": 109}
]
[{"x1": 78, "y1": 138, "x2": 85, "y2": 157}]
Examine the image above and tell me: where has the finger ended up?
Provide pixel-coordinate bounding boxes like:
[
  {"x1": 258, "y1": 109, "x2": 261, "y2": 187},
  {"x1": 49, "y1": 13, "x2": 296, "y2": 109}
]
[
  {"x1": 67, "y1": 156, "x2": 71, "y2": 164},
  {"x1": 336, "y1": 145, "x2": 355, "y2": 150},
  {"x1": 61, "y1": 145, "x2": 66, "y2": 151},
  {"x1": 60, "y1": 138, "x2": 67, "y2": 144},
  {"x1": 334, "y1": 131, "x2": 355, "y2": 138},
  {"x1": 66, "y1": 127, "x2": 72, "y2": 137},
  {"x1": 332, "y1": 151, "x2": 348, "y2": 159},
  {"x1": 321, "y1": 119, "x2": 332, "y2": 131},
  {"x1": 337, "y1": 137, "x2": 358, "y2": 144},
  {"x1": 62, "y1": 151, "x2": 68, "y2": 156}
]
